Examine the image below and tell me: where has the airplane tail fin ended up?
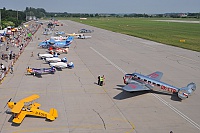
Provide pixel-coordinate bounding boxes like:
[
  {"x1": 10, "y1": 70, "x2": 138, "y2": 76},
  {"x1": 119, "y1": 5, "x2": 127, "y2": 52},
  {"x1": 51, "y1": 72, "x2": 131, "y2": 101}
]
[
  {"x1": 178, "y1": 82, "x2": 196, "y2": 100},
  {"x1": 67, "y1": 62, "x2": 74, "y2": 69},
  {"x1": 50, "y1": 66, "x2": 56, "y2": 73},
  {"x1": 61, "y1": 57, "x2": 67, "y2": 62},
  {"x1": 66, "y1": 36, "x2": 74, "y2": 43},
  {"x1": 47, "y1": 108, "x2": 58, "y2": 121}
]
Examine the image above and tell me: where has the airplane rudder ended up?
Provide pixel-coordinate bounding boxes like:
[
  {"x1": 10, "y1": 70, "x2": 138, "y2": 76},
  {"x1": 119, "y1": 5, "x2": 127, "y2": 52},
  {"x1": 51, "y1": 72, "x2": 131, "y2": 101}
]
[
  {"x1": 49, "y1": 108, "x2": 58, "y2": 118},
  {"x1": 187, "y1": 82, "x2": 196, "y2": 91}
]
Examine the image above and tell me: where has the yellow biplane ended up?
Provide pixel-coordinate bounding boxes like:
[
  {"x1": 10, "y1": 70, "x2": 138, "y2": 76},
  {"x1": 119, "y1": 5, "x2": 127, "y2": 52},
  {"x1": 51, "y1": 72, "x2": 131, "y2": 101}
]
[
  {"x1": 6, "y1": 94, "x2": 58, "y2": 124},
  {"x1": 66, "y1": 33, "x2": 83, "y2": 36}
]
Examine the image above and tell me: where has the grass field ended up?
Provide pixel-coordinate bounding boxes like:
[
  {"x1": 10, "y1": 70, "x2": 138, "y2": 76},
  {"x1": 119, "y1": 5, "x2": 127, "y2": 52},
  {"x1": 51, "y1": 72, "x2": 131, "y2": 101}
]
[{"x1": 69, "y1": 18, "x2": 200, "y2": 52}]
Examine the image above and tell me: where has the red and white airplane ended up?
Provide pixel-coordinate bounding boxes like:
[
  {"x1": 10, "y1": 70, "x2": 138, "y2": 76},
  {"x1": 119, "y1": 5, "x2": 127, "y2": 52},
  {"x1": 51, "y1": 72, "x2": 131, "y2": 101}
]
[
  {"x1": 48, "y1": 47, "x2": 69, "y2": 54},
  {"x1": 123, "y1": 71, "x2": 196, "y2": 100}
]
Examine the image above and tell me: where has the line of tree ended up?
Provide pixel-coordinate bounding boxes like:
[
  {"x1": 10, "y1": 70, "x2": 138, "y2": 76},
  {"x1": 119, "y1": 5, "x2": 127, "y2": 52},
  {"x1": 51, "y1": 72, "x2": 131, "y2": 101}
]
[
  {"x1": 0, "y1": 7, "x2": 26, "y2": 29},
  {"x1": 1, "y1": 7, "x2": 200, "y2": 29},
  {"x1": 0, "y1": 7, "x2": 47, "y2": 29}
]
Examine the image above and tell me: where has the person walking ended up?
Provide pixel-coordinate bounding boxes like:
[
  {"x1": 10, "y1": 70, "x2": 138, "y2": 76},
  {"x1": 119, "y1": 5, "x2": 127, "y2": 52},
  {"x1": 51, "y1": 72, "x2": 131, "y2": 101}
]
[{"x1": 10, "y1": 64, "x2": 14, "y2": 74}]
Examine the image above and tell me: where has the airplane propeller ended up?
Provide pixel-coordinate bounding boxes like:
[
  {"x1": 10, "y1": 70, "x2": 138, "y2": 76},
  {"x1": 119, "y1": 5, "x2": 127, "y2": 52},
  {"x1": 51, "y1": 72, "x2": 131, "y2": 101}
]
[{"x1": 4, "y1": 98, "x2": 12, "y2": 108}]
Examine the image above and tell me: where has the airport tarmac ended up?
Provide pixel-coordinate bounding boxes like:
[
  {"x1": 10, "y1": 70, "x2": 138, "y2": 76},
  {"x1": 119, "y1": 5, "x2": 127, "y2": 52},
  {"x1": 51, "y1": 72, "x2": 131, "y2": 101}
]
[{"x1": 0, "y1": 20, "x2": 200, "y2": 133}]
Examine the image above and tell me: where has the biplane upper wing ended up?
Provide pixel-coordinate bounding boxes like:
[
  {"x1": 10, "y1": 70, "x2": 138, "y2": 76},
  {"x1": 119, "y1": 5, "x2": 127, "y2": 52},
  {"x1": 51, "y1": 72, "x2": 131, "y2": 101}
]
[
  {"x1": 147, "y1": 71, "x2": 163, "y2": 81},
  {"x1": 12, "y1": 102, "x2": 24, "y2": 113},
  {"x1": 20, "y1": 94, "x2": 40, "y2": 103},
  {"x1": 12, "y1": 112, "x2": 26, "y2": 124},
  {"x1": 11, "y1": 95, "x2": 39, "y2": 113}
]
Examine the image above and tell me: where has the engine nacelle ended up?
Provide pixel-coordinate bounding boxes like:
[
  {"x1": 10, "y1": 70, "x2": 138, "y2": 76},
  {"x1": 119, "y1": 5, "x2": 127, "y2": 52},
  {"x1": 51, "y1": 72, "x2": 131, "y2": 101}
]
[
  {"x1": 123, "y1": 74, "x2": 132, "y2": 84},
  {"x1": 178, "y1": 82, "x2": 196, "y2": 100}
]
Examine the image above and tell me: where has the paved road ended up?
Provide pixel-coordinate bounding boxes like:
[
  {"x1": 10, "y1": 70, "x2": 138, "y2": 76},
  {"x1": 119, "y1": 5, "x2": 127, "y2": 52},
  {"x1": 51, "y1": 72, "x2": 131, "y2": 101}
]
[
  {"x1": 0, "y1": 20, "x2": 199, "y2": 133},
  {"x1": 153, "y1": 20, "x2": 200, "y2": 23}
]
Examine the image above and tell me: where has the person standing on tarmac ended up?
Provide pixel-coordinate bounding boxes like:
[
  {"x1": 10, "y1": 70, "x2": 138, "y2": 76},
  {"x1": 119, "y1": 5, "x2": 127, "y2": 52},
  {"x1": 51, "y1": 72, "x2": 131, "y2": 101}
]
[{"x1": 100, "y1": 75, "x2": 105, "y2": 86}]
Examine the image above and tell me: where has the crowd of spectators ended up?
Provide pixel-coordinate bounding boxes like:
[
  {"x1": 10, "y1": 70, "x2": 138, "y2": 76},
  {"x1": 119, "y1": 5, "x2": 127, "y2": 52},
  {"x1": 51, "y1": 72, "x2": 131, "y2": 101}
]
[{"x1": 0, "y1": 21, "x2": 40, "y2": 80}]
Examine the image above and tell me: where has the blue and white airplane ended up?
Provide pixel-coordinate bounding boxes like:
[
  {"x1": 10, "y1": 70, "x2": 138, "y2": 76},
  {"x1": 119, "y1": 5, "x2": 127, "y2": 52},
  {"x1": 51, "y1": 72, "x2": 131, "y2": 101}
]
[
  {"x1": 55, "y1": 31, "x2": 65, "y2": 36},
  {"x1": 38, "y1": 36, "x2": 74, "y2": 48},
  {"x1": 52, "y1": 36, "x2": 74, "y2": 48},
  {"x1": 123, "y1": 71, "x2": 196, "y2": 100}
]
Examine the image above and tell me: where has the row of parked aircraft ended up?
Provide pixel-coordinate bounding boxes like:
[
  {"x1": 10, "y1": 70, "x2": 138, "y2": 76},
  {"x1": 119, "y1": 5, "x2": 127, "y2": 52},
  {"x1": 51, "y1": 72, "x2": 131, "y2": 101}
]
[
  {"x1": 28, "y1": 24, "x2": 76, "y2": 77},
  {"x1": 5, "y1": 21, "x2": 65, "y2": 125},
  {"x1": 4, "y1": 21, "x2": 97, "y2": 125}
]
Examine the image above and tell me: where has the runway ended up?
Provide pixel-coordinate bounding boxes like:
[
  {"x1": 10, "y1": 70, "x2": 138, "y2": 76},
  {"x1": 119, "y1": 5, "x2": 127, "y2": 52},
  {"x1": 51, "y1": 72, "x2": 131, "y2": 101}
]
[{"x1": 0, "y1": 20, "x2": 199, "y2": 133}]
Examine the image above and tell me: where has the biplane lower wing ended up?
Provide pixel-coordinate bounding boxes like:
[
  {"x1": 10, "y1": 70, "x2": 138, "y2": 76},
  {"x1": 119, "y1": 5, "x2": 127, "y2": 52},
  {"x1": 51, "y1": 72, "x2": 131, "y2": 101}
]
[
  {"x1": 31, "y1": 102, "x2": 41, "y2": 109},
  {"x1": 13, "y1": 112, "x2": 26, "y2": 124}
]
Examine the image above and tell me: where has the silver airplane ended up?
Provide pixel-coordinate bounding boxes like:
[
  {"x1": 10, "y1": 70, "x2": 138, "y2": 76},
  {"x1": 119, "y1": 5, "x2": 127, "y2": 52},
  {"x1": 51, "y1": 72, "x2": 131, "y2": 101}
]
[{"x1": 123, "y1": 71, "x2": 196, "y2": 100}]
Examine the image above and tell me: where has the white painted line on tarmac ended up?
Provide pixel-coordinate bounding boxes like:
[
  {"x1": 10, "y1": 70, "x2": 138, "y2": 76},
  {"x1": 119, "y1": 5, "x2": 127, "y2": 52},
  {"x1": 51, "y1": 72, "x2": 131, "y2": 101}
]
[
  {"x1": 172, "y1": 54, "x2": 200, "y2": 63},
  {"x1": 90, "y1": 47, "x2": 126, "y2": 74},
  {"x1": 90, "y1": 46, "x2": 200, "y2": 131},
  {"x1": 153, "y1": 94, "x2": 200, "y2": 130}
]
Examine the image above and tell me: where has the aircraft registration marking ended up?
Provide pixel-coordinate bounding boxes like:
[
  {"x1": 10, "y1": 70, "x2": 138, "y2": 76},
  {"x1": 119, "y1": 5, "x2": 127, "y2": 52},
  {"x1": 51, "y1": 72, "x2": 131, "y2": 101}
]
[
  {"x1": 128, "y1": 84, "x2": 137, "y2": 89},
  {"x1": 149, "y1": 73, "x2": 159, "y2": 78},
  {"x1": 35, "y1": 111, "x2": 47, "y2": 117},
  {"x1": 161, "y1": 85, "x2": 177, "y2": 93}
]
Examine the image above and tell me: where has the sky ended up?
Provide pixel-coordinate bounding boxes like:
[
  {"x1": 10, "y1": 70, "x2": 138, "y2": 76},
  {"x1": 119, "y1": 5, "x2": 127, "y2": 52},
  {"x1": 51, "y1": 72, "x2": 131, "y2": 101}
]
[{"x1": 0, "y1": 0, "x2": 199, "y2": 14}]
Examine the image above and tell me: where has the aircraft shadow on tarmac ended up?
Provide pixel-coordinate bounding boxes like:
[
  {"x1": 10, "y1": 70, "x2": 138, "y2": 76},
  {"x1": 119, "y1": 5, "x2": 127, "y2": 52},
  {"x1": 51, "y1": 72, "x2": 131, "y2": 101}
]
[
  {"x1": 25, "y1": 72, "x2": 57, "y2": 78},
  {"x1": 7, "y1": 113, "x2": 51, "y2": 126},
  {"x1": 25, "y1": 73, "x2": 42, "y2": 78},
  {"x1": 113, "y1": 85, "x2": 182, "y2": 102},
  {"x1": 5, "y1": 110, "x2": 21, "y2": 126}
]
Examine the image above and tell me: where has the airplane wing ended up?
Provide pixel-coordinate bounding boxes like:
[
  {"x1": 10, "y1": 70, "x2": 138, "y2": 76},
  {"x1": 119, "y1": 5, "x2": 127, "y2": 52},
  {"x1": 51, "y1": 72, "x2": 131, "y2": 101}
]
[
  {"x1": 147, "y1": 71, "x2": 163, "y2": 81},
  {"x1": 31, "y1": 102, "x2": 41, "y2": 109},
  {"x1": 123, "y1": 82, "x2": 151, "y2": 92},
  {"x1": 20, "y1": 94, "x2": 40, "y2": 103},
  {"x1": 54, "y1": 65, "x2": 63, "y2": 69},
  {"x1": 12, "y1": 112, "x2": 26, "y2": 124},
  {"x1": 12, "y1": 102, "x2": 24, "y2": 113},
  {"x1": 32, "y1": 69, "x2": 42, "y2": 75},
  {"x1": 11, "y1": 95, "x2": 39, "y2": 113}
]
